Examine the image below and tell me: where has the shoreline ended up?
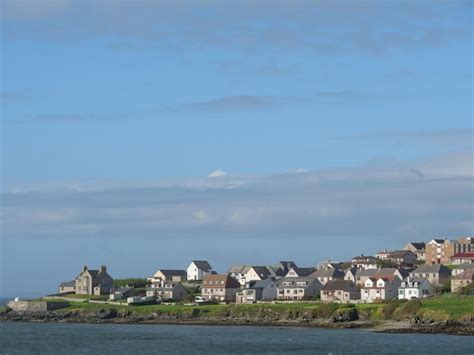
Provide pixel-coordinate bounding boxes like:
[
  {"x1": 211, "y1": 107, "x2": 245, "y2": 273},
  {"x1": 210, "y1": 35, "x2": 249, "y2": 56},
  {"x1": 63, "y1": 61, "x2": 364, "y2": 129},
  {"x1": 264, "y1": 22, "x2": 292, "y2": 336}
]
[{"x1": 1, "y1": 310, "x2": 472, "y2": 336}]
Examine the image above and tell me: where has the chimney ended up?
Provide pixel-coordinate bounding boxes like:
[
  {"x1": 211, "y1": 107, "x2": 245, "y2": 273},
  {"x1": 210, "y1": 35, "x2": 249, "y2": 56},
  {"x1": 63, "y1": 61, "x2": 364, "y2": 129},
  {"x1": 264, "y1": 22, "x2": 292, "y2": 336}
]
[
  {"x1": 100, "y1": 265, "x2": 106, "y2": 274},
  {"x1": 83, "y1": 265, "x2": 88, "y2": 272}
]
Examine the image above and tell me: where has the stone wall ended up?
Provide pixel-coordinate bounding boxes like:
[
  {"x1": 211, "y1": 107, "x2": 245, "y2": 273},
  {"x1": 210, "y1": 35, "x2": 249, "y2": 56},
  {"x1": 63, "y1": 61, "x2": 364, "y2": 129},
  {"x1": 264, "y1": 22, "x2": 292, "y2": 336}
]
[{"x1": 7, "y1": 301, "x2": 69, "y2": 312}]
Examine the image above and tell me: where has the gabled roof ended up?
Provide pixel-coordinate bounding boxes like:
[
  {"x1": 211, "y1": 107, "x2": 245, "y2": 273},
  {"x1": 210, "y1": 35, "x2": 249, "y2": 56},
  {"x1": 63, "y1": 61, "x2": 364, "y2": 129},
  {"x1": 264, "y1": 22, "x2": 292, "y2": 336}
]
[
  {"x1": 227, "y1": 265, "x2": 248, "y2": 274},
  {"x1": 191, "y1": 260, "x2": 212, "y2": 271},
  {"x1": 399, "y1": 277, "x2": 429, "y2": 288},
  {"x1": 451, "y1": 252, "x2": 474, "y2": 259},
  {"x1": 288, "y1": 267, "x2": 316, "y2": 277},
  {"x1": 321, "y1": 280, "x2": 358, "y2": 292},
  {"x1": 248, "y1": 266, "x2": 271, "y2": 278},
  {"x1": 407, "y1": 242, "x2": 425, "y2": 250},
  {"x1": 310, "y1": 268, "x2": 345, "y2": 278},
  {"x1": 59, "y1": 280, "x2": 75, "y2": 288},
  {"x1": 277, "y1": 277, "x2": 320, "y2": 289},
  {"x1": 202, "y1": 274, "x2": 241, "y2": 288},
  {"x1": 247, "y1": 279, "x2": 274, "y2": 290},
  {"x1": 411, "y1": 264, "x2": 451, "y2": 274},
  {"x1": 429, "y1": 239, "x2": 446, "y2": 244},
  {"x1": 274, "y1": 261, "x2": 297, "y2": 272},
  {"x1": 267, "y1": 266, "x2": 286, "y2": 278},
  {"x1": 156, "y1": 269, "x2": 187, "y2": 278},
  {"x1": 388, "y1": 250, "x2": 414, "y2": 258}
]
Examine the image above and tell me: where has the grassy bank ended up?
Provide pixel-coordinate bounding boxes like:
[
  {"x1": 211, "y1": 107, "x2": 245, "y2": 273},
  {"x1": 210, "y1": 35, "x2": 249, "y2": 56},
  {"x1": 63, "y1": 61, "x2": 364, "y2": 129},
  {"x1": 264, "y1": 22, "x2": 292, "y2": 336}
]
[{"x1": 42, "y1": 295, "x2": 473, "y2": 322}]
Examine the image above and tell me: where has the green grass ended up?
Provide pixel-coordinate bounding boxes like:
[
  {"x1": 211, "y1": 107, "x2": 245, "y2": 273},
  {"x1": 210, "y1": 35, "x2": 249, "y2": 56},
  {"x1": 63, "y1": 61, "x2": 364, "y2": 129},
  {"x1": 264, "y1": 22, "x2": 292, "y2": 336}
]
[{"x1": 420, "y1": 294, "x2": 474, "y2": 319}]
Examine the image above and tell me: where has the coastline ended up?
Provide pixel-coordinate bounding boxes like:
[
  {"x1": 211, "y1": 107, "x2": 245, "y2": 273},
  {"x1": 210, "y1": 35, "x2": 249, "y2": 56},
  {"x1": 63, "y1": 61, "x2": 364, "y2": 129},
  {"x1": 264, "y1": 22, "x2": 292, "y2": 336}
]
[{"x1": 1, "y1": 309, "x2": 472, "y2": 336}]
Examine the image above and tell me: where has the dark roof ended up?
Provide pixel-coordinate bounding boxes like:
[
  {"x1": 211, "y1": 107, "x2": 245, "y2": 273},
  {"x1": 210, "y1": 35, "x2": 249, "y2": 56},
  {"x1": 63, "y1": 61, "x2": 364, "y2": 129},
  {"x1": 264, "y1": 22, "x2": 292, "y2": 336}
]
[
  {"x1": 411, "y1": 264, "x2": 451, "y2": 274},
  {"x1": 59, "y1": 280, "x2": 75, "y2": 288},
  {"x1": 192, "y1": 260, "x2": 212, "y2": 271},
  {"x1": 290, "y1": 267, "x2": 317, "y2": 277},
  {"x1": 310, "y1": 269, "x2": 345, "y2": 278},
  {"x1": 247, "y1": 279, "x2": 274, "y2": 290},
  {"x1": 277, "y1": 277, "x2": 320, "y2": 289},
  {"x1": 202, "y1": 274, "x2": 241, "y2": 288},
  {"x1": 275, "y1": 261, "x2": 297, "y2": 272},
  {"x1": 158, "y1": 269, "x2": 187, "y2": 277},
  {"x1": 388, "y1": 250, "x2": 414, "y2": 258},
  {"x1": 321, "y1": 280, "x2": 358, "y2": 292},
  {"x1": 408, "y1": 242, "x2": 425, "y2": 250},
  {"x1": 250, "y1": 266, "x2": 271, "y2": 278}
]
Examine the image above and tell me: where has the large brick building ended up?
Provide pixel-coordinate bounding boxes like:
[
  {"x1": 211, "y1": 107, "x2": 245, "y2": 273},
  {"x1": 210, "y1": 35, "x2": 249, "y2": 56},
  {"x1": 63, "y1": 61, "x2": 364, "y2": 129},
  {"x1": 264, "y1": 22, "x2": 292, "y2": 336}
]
[{"x1": 425, "y1": 237, "x2": 473, "y2": 265}]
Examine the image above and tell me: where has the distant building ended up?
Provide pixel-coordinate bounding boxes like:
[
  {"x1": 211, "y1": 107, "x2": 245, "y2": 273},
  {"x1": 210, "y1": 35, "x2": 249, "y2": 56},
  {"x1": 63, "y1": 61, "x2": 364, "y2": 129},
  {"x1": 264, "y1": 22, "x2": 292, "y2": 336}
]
[
  {"x1": 75, "y1": 265, "x2": 114, "y2": 296},
  {"x1": 187, "y1": 260, "x2": 213, "y2": 281},
  {"x1": 285, "y1": 266, "x2": 317, "y2": 278},
  {"x1": 310, "y1": 268, "x2": 345, "y2": 285},
  {"x1": 58, "y1": 280, "x2": 75, "y2": 294},
  {"x1": 201, "y1": 274, "x2": 241, "y2": 302},
  {"x1": 450, "y1": 252, "x2": 474, "y2": 265},
  {"x1": 276, "y1": 277, "x2": 321, "y2": 300},
  {"x1": 110, "y1": 287, "x2": 134, "y2": 301},
  {"x1": 146, "y1": 281, "x2": 188, "y2": 301},
  {"x1": 227, "y1": 265, "x2": 251, "y2": 285},
  {"x1": 361, "y1": 276, "x2": 401, "y2": 303},
  {"x1": 425, "y1": 237, "x2": 473, "y2": 265},
  {"x1": 452, "y1": 263, "x2": 474, "y2": 277},
  {"x1": 386, "y1": 250, "x2": 417, "y2": 266},
  {"x1": 398, "y1": 277, "x2": 434, "y2": 300},
  {"x1": 320, "y1": 280, "x2": 360, "y2": 303},
  {"x1": 235, "y1": 279, "x2": 277, "y2": 304},
  {"x1": 451, "y1": 270, "x2": 474, "y2": 293},
  {"x1": 149, "y1": 269, "x2": 186, "y2": 283},
  {"x1": 409, "y1": 264, "x2": 451, "y2": 287},
  {"x1": 403, "y1": 242, "x2": 426, "y2": 261},
  {"x1": 351, "y1": 255, "x2": 378, "y2": 269}
]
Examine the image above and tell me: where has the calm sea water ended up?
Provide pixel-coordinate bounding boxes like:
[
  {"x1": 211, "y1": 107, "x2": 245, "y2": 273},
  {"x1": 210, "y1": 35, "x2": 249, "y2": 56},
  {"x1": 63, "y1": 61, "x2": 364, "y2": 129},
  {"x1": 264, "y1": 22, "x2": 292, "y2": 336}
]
[{"x1": 0, "y1": 323, "x2": 472, "y2": 354}]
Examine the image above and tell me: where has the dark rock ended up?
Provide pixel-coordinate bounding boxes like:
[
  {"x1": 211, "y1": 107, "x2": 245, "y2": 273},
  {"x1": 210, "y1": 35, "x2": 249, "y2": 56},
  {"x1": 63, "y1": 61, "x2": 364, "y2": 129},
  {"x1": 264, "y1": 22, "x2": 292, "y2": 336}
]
[{"x1": 331, "y1": 309, "x2": 359, "y2": 322}]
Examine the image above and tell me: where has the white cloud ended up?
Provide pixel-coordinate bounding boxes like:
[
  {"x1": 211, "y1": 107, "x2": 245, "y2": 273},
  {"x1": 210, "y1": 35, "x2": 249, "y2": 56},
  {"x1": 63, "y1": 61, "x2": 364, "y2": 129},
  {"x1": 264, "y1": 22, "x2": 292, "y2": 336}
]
[{"x1": 208, "y1": 169, "x2": 227, "y2": 178}]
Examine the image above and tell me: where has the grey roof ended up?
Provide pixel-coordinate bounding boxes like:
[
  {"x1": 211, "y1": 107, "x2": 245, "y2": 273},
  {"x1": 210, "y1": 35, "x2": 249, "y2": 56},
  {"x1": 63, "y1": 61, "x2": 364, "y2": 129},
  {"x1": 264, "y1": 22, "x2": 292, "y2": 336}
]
[
  {"x1": 399, "y1": 277, "x2": 429, "y2": 288},
  {"x1": 192, "y1": 260, "x2": 212, "y2": 271},
  {"x1": 277, "y1": 277, "x2": 320, "y2": 289},
  {"x1": 290, "y1": 267, "x2": 317, "y2": 277},
  {"x1": 355, "y1": 269, "x2": 379, "y2": 277},
  {"x1": 411, "y1": 264, "x2": 451, "y2": 274},
  {"x1": 59, "y1": 280, "x2": 75, "y2": 288},
  {"x1": 267, "y1": 266, "x2": 286, "y2": 278},
  {"x1": 407, "y1": 242, "x2": 425, "y2": 250},
  {"x1": 455, "y1": 263, "x2": 474, "y2": 270},
  {"x1": 321, "y1": 280, "x2": 359, "y2": 292},
  {"x1": 158, "y1": 269, "x2": 187, "y2": 277},
  {"x1": 274, "y1": 261, "x2": 297, "y2": 272},
  {"x1": 310, "y1": 268, "x2": 345, "y2": 278},
  {"x1": 247, "y1": 279, "x2": 274, "y2": 290},
  {"x1": 249, "y1": 266, "x2": 271, "y2": 278},
  {"x1": 388, "y1": 250, "x2": 414, "y2": 258},
  {"x1": 227, "y1": 265, "x2": 248, "y2": 274}
]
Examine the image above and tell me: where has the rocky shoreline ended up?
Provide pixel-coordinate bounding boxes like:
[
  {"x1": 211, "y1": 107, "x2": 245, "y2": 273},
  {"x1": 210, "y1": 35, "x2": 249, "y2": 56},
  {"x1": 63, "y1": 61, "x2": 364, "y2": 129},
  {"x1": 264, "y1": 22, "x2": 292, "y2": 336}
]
[{"x1": 1, "y1": 308, "x2": 472, "y2": 335}]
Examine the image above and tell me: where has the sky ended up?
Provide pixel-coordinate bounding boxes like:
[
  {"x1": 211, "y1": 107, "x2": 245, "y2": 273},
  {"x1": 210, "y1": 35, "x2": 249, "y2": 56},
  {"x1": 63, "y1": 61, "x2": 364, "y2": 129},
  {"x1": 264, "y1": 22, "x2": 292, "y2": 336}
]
[{"x1": 0, "y1": 0, "x2": 473, "y2": 297}]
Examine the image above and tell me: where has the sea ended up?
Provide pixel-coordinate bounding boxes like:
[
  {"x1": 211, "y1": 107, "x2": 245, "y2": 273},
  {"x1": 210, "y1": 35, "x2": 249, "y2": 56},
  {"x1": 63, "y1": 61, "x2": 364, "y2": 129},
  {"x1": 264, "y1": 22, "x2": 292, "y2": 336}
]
[{"x1": 0, "y1": 322, "x2": 472, "y2": 354}]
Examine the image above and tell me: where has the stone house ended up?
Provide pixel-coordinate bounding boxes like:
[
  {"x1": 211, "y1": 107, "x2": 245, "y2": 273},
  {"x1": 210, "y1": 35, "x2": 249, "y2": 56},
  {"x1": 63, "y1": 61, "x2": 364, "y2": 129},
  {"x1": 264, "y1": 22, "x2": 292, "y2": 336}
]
[
  {"x1": 361, "y1": 276, "x2": 401, "y2": 303},
  {"x1": 146, "y1": 281, "x2": 188, "y2": 301},
  {"x1": 276, "y1": 277, "x2": 321, "y2": 300},
  {"x1": 75, "y1": 265, "x2": 114, "y2": 296},
  {"x1": 320, "y1": 280, "x2": 360, "y2": 303},
  {"x1": 58, "y1": 280, "x2": 75, "y2": 294},
  {"x1": 187, "y1": 260, "x2": 213, "y2": 281},
  {"x1": 409, "y1": 264, "x2": 451, "y2": 287},
  {"x1": 201, "y1": 274, "x2": 241, "y2": 302},
  {"x1": 235, "y1": 279, "x2": 277, "y2": 304},
  {"x1": 386, "y1": 250, "x2": 417, "y2": 266},
  {"x1": 398, "y1": 277, "x2": 434, "y2": 300},
  {"x1": 451, "y1": 270, "x2": 474, "y2": 293}
]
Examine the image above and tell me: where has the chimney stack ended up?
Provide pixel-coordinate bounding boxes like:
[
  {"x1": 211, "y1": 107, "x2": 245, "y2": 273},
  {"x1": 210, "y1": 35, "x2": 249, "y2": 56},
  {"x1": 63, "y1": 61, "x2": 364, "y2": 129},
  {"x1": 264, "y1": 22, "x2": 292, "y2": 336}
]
[
  {"x1": 83, "y1": 265, "x2": 88, "y2": 272},
  {"x1": 100, "y1": 265, "x2": 106, "y2": 274}
]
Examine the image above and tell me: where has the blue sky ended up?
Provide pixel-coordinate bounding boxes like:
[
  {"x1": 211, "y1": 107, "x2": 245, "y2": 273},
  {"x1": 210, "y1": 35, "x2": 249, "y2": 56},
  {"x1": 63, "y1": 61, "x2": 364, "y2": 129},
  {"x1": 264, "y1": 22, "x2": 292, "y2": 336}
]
[{"x1": 0, "y1": 0, "x2": 473, "y2": 297}]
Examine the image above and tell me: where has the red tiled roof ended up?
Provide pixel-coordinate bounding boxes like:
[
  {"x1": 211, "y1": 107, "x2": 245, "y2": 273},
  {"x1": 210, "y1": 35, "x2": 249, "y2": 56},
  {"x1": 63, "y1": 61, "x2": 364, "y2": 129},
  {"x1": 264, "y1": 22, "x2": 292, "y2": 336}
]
[{"x1": 451, "y1": 252, "x2": 474, "y2": 259}]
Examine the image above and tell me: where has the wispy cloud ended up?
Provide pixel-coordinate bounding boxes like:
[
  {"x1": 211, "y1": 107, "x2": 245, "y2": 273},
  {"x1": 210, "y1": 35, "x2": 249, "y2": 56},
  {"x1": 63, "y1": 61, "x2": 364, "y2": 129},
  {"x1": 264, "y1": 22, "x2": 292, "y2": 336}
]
[{"x1": 2, "y1": 152, "x2": 473, "y2": 241}]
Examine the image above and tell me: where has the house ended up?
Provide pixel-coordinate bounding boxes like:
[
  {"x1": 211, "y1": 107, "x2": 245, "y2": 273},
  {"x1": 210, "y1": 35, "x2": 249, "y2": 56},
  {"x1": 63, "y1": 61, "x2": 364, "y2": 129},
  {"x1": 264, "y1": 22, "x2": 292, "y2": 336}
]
[
  {"x1": 187, "y1": 260, "x2": 213, "y2": 281},
  {"x1": 310, "y1": 268, "x2": 345, "y2": 285},
  {"x1": 276, "y1": 277, "x2": 322, "y2": 300},
  {"x1": 351, "y1": 268, "x2": 406, "y2": 287},
  {"x1": 235, "y1": 279, "x2": 277, "y2": 304},
  {"x1": 320, "y1": 280, "x2": 360, "y2": 303},
  {"x1": 146, "y1": 281, "x2": 188, "y2": 301},
  {"x1": 274, "y1": 261, "x2": 297, "y2": 274},
  {"x1": 450, "y1": 252, "x2": 474, "y2": 265},
  {"x1": 201, "y1": 274, "x2": 241, "y2": 302},
  {"x1": 361, "y1": 276, "x2": 401, "y2": 303},
  {"x1": 375, "y1": 250, "x2": 391, "y2": 260},
  {"x1": 149, "y1": 269, "x2": 186, "y2": 283},
  {"x1": 451, "y1": 270, "x2": 474, "y2": 293},
  {"x1": 227, "y1": 265, "x2": 251, "y2": 285},
  {"x1": 351, "y1": 255, "x2": 378, "y2": 269},
  {"x1": 285, "y1": 266, "x2": 317, "y2": 278},
  {"x1": 75, "y1": 265, "x2": 114, "y2": 296},
  {"x1": 452, "y1": 263, "x2": 474, "y2": 276},
  {"x1": 317, "y1": 260, "x2": 343, "y2": 270},
  {"x1": 425, "y1": 237, "x2": 473, "y2": 265},
  {"x1": 109, "y1": 286, "x2": 134, "y2": 301},
  {"x1": 243, "y1": 266, "x2": 272, "y2": 284},
  {"x1": 386, "y1": 250, "x2": 417, "y2": 266},
  {"x1": 403, "y1": 242, "x2": 426, "y2": 261},
  {"x1": 409, "y1": 264, "x2": 451, "y2": 287},
  {"x1": 58, "y1": 280, "x2": 75, "y2": 294},
  {"x1": 266, "y1": 266, "x2": 287, "y2": 279},
  {"x1": 398, "y1": 277, "x2": 434, "y2": 300}
]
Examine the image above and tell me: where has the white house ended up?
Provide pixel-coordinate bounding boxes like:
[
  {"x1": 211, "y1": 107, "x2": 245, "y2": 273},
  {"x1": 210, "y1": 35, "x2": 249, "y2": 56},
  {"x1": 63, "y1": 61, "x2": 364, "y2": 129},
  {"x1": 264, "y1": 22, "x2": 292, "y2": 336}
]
[
  {"x1": 187, "y1": 260, "x2": 213, "y2": 281},
  {"x1": 235, "y1": 279, "x2": 277, "y2": 303},
  {"x1": 361, "y1": 276, "x2": 401, "y2": 303},
  {"x1": 398, "y1": 277, "x2": 434, "y2": 300}
]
